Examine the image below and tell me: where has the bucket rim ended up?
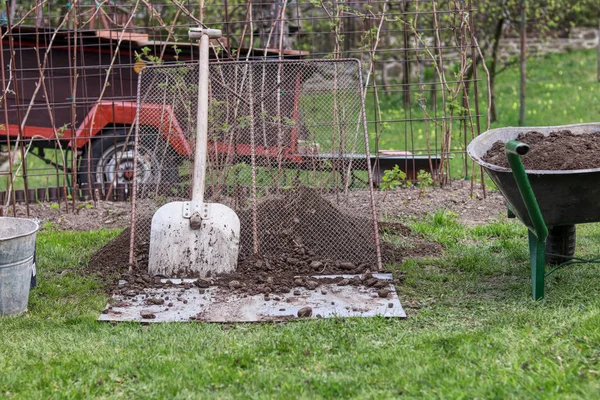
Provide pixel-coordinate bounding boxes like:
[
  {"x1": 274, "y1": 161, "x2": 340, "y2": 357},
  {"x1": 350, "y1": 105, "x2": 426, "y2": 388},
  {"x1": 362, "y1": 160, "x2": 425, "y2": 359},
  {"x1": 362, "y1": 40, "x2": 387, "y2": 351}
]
[
  {"x1": 0, "y1": 217, "x2": 40, "y2": 241},
  {"x1": 467, "y1": 122, "x2": 600, "y2": 175}
]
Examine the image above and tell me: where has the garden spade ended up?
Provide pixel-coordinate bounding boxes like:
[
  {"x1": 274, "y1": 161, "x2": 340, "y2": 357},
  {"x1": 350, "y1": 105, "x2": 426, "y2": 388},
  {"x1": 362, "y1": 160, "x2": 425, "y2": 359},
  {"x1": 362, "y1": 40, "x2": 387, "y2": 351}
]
[{"x1": 148, "y1": 28, "x2": 240, "y2": 277}]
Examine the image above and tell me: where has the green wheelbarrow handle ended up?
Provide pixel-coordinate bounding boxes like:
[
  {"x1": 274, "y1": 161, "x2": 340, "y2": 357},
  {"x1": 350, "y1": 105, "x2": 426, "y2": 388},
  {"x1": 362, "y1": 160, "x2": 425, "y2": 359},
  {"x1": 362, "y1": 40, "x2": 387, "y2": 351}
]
[
  {"x1": 505, "y1": 140, "x2": 549, "y2": 300},
  {"x1": 505, "y1": 140, "x2": 548, "y2": 241}
]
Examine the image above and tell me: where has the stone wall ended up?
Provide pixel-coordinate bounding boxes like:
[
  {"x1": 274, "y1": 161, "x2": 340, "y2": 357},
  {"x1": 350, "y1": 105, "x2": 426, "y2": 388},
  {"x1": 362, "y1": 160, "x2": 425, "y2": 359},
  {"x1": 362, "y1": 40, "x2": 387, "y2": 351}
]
[
  {"x1": 382, "y1": 27, "x2": 599, "y2": 85},
  {"x1": 498, "y1": 28, "x2": 599, "y2": 60}
]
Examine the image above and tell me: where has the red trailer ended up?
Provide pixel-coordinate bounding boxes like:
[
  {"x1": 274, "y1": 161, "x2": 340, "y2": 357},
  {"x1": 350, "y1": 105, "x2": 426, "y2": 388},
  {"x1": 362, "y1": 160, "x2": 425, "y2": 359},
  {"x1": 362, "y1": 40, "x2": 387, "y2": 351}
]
[{"x1": 0, "y1": 26, "x2": 311, "y2": 191}]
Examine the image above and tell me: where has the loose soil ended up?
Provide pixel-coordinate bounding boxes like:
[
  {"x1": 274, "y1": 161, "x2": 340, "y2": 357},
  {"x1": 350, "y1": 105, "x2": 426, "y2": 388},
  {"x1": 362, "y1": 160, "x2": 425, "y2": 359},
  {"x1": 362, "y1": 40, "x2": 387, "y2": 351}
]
[
  {"x1": 3, "y1": 180, "x2": 504, "y2": 230},
  {"x1": 482, "y1": 130, "x2": 600, "y2": 170},
  {"x1": 86, "y1": 188, "x2": 442, "y2": 297},
  {"x1": 2, "y1": 200, "x2": 133, "y2": 231}
]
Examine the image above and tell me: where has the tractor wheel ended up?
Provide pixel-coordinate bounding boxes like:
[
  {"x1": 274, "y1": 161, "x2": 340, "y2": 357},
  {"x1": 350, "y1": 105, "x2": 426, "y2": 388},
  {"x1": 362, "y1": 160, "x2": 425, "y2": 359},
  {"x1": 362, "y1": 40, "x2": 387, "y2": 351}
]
[
  {"x1": 545, "y1": 224, "x2": 577, "y2": 265},
  {"x1": 78, "y1": 128, "x2": 178, "y2": 192}
]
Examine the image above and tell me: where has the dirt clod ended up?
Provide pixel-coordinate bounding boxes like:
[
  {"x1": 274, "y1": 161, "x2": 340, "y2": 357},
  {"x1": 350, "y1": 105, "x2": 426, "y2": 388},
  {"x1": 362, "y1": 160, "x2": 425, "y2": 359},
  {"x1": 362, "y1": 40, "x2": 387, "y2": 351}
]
[
  {"x1": 228, "y1": 280, "x2": 242, "y2": 290},
  {"x1": 140, "y1": 310, "x2": 156, "y2": 319},
  {"x1": 297, "y1": 306, "x2": 313, "y2": 318},
  {"x1": 377, "y1": 288, "x2": 391, "y2": 298},
  {"x1": 373, "y1": 280, "x2": 388, "y2": 289},
  {"x1": 195, "y1": 278, "x2": 211, "y2": 288},
  {"x1": 146, "y1": 298, "x2": 164, "y2": 305},
  {"x1": 339, "y1": 262, "x2": 355, "y2": 270},
  {"x1": 305, "y1": 280, "x2": 319, "y2": 290}
]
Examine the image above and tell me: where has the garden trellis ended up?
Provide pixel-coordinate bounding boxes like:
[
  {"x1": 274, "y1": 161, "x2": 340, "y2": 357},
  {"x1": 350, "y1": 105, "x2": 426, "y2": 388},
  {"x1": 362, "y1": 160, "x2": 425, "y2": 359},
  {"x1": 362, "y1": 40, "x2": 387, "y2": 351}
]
[{"x1": 0, "y1": 1, "x2": 484, "y2": 219}]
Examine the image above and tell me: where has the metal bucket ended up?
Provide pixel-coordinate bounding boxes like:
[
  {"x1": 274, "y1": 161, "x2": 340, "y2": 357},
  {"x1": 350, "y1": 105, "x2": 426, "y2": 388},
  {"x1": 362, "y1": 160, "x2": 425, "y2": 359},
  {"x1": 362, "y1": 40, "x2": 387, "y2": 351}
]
[{"x1": 0, "y1": 217, "x2": 39, "y2": 315}]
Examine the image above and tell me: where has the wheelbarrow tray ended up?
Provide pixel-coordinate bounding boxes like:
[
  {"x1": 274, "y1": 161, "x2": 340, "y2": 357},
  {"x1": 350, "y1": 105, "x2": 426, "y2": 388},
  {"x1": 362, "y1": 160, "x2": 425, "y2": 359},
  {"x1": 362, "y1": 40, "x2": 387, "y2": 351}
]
[{"x1": 468, "y1": 123, "x2": 600, "y2": 230}]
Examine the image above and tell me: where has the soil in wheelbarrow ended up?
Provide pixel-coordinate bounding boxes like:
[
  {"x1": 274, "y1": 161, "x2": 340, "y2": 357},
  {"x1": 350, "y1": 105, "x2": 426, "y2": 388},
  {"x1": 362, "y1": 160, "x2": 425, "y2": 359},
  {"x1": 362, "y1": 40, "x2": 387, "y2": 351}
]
[
  {"x1": 482, "y1": 130, "x2": 600, "y2": 170},
  {"x1": 86, "y1": 188, "x2": 442, "y2": 296}
]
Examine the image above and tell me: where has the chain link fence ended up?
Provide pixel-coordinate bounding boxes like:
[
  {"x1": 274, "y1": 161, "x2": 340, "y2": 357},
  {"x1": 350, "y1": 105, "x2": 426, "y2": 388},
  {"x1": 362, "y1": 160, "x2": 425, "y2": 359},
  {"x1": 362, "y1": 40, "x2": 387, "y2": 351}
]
[{"x1": 130, "y1": 58, "x2": 384, "y2": 270}]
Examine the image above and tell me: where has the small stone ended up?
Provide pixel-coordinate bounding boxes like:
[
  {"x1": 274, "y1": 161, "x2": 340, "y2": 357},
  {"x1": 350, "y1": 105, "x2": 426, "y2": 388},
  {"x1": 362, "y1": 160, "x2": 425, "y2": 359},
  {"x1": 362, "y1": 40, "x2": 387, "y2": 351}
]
[
  {"x1": 294, "y1": 278, "x2": 304, "y2": 286},
  {"x1": 198, "y1": 289, "x2": 206, "y2": 295},
  {"x1": 287, "y1": 258, "x2": 300, "y2": 265},
  {"x1": 293, "y1": 289, "x2": 302, "y2": 296},
  {"x1": 101, "y1": 309, "x2": 109, "y2": 314},
  {"x1": 309, "y1": 261, "x2": 323, "y2": 269},
  {"x1": 388, "y1": 302, "x2": 394, "y2": 308},
  {"x1": 305, "y1": 280, "x2": 319, "y2": 290},
  {"x1": 337, "y1": 278, "x2": 350, "y2": 286},
  {"x1": 297, "y1": 306, "x2": 312, "y2": 318},
  {"x1": 168, "y1": 302, "x2": 173, "y2": 307},
  {"x1": 377, "y1": 288, "x2": 390, "y2": 298},
  {"x1": 320, "y1": 289, "x2": 327, "y2": 295},
  {"x1": 228, "y1": 280, "x2": 242, "y2": 290},
  {"x1": 279, "y1": 308, "x2": 286, "y2": 311},
  {"x1": 140, "y1": 310, "x2": 156, "y2": 319},
  {"x1": 183, "y1": 299, "x2": 188, "y2": 304},
  {"x1": 264, "y1": 294, "x2": 270, "y2": 301},
  {"x1": 147, "y1": 298, "x2": 164, "y2": 305}
]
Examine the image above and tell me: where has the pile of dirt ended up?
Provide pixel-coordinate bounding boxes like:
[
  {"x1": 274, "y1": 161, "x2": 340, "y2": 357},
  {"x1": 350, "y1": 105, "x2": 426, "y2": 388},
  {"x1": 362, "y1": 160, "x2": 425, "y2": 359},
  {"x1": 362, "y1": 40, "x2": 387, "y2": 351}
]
[
  {"x1": 86, "y1": 188, "x2": 441, "y2": 296},
  {"x1": 482, "y1": 130, "x2": 600, "y2": 170},
  {"x1": 238, "y1": 187, "x2": 382, "y2": 262}
]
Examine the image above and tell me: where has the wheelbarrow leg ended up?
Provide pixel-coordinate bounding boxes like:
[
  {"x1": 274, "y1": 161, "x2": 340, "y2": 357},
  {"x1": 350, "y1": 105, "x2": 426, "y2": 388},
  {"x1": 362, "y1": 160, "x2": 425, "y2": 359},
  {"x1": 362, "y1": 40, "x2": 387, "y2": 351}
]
[
  {"x1": 506, "y1": 141, "x2": 549, "y2": 301},
  {"x1": 528, "y1": 231, "x2": 546, "y2": 300}
]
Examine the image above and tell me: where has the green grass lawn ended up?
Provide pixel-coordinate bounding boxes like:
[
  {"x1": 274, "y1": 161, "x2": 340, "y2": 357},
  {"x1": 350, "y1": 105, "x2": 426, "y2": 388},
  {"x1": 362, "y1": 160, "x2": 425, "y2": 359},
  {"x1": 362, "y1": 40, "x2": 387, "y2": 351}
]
[{"x1": 1, "y1": 213, "x2": 600, "y2": 398}]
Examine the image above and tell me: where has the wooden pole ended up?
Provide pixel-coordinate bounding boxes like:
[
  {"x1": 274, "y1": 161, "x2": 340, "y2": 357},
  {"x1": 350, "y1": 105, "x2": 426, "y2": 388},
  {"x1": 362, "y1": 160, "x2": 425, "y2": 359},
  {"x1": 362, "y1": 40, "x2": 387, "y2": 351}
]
[{"x1": 519, "y1": 0, "x2": 527, "y2": 126}]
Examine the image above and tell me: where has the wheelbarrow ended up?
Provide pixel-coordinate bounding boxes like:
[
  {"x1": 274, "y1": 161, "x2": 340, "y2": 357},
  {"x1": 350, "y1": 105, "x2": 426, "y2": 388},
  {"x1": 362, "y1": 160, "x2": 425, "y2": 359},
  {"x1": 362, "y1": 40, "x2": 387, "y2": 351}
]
[{"x1": 468, "y1": 123, "x2": 600, "y2": 300}]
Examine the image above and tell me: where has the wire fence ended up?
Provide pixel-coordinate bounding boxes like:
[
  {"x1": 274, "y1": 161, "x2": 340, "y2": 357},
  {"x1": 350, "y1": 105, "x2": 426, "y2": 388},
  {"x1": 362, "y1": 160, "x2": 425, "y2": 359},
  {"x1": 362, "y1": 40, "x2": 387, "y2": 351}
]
[
  {"x1": 0, "y1": 0, "x2": 485, "y2": 218},
  {"x1": 130, "y1": 58, "x2": 384, "y2": 268}
]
